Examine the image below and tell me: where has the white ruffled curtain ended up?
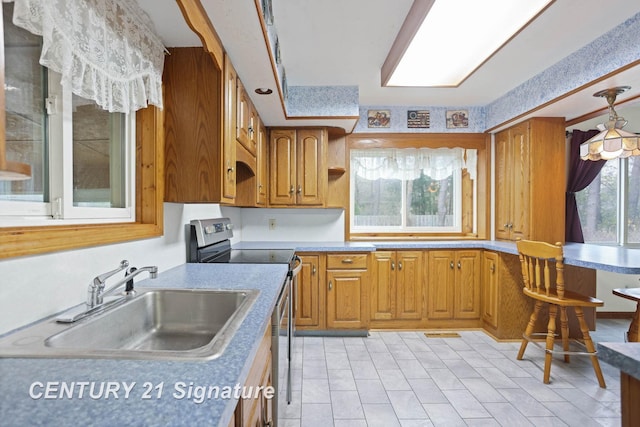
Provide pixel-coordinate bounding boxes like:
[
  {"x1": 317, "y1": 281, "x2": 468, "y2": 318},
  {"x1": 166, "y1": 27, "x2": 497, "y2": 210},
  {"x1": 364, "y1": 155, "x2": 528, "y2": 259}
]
[
  {"x1": 8, "y1": 0, "x2": 165, "y2": 113},
  {"x1": 351, "y1": 147, "x2": 477, "y2": 181}
]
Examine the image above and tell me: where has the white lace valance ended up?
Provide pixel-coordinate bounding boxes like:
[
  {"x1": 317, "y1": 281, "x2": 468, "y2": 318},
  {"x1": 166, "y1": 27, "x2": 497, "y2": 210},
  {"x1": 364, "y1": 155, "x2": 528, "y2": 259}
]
[
  {"x1": 351, "y1": 147, "x2": 477, "y2": 181},
  {"x1": 9, "y1": 0, "x2": 165, "y2": 113}
]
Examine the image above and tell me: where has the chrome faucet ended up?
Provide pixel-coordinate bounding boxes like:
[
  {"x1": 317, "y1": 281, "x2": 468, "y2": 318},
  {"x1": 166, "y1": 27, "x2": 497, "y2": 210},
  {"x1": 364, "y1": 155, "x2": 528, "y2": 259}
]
[
  {"x1": 57, "y1": 260, "x2": 158, "y2": 323},
  {"x1": 86, "y1": 260, "x2": 130, "y2": 308}
]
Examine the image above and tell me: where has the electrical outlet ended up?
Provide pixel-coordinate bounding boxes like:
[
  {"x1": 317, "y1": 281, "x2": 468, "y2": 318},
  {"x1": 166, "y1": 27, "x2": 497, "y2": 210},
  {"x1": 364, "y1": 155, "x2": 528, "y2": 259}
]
[{"x1": 268, "y1": 219, "x2": 276, "y2": 230}]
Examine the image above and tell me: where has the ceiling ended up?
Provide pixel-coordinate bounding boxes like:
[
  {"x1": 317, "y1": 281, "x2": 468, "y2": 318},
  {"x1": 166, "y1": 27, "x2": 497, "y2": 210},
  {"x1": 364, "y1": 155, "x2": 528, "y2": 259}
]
[{"x1": 138, "y1": 0, "x2": 640, "y2": 133}]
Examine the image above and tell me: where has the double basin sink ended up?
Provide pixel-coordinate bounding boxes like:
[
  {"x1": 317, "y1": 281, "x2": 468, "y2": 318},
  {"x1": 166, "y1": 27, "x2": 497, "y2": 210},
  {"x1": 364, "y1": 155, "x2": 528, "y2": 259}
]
[{"x1": 0, "y1": 288, "x2": 259, "y2": 361}]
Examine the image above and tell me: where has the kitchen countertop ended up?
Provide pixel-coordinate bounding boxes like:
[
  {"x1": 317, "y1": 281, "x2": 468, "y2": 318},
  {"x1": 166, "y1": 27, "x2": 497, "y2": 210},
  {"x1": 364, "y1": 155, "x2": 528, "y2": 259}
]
[
  {"x1": 0, "y1": 263, "x2": 289, "y2": 427},
  {"x1": 597, "y1": 342, "x2": 640, "y2": 379},
  {"x1": 235, "y1": 240, "x2": 640, "y2": 274}
]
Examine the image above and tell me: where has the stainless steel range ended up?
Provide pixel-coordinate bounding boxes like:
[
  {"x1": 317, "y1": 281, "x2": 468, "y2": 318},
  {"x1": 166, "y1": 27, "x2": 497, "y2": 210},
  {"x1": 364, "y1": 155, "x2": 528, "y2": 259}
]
[{"x1": 188, "y1": 218, "x2": 300, "y2": 423}]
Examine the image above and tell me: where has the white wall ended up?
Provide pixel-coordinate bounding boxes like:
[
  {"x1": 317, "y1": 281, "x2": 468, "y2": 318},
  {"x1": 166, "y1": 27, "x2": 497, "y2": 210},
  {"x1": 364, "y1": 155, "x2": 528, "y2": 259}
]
[
  {"x1": 0, "y1": 203, "x2": 239, "y2": 335},
  {"x1": 0, "y1": 205, "x2": 343, "y2": 335},
  {"x1": 596, "y1": 270, "x2": 639, "y2": 312},
  {"x1": 240, "y1": 208, "x2": 344, "y2": 241}
]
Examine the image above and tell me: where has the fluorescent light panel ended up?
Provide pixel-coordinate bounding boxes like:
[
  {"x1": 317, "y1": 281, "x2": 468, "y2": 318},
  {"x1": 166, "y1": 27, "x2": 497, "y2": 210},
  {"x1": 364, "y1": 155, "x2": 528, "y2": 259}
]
[{"x1": 383, "y1": 0, "x2": 554, "y2": 87}]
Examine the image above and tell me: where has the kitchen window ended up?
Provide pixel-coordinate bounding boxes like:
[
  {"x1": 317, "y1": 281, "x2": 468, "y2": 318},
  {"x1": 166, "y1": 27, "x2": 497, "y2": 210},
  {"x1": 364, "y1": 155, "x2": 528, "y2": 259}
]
[
  {"x1": 0, "y1": 3, "x2": 135, "y2": 225},
  {"x1": 576, "y1": 156, "x2": 640, "y2": 245},
  {"x1": 0, "y1": 0, "x2": 164, "y2": 259},
  {"x1": 350, "y1": 147, "x2": 477, "y2": 235}
]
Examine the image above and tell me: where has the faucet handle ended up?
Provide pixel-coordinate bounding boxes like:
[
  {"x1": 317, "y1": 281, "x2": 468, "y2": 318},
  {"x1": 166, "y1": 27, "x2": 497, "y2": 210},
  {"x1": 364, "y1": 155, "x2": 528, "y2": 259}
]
[
  {"x1": 93, "y1": 260, "x2": 129, "y2": 288},
  {"x1": 125, "y1": 267, "x2": 137, "y2": 293}
]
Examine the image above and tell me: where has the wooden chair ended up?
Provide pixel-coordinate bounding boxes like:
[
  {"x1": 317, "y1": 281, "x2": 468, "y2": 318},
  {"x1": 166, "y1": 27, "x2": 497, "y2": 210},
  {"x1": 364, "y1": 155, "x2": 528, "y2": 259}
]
[{"x1": 516, "y1": 240, "x2": 606, "y2": 388}]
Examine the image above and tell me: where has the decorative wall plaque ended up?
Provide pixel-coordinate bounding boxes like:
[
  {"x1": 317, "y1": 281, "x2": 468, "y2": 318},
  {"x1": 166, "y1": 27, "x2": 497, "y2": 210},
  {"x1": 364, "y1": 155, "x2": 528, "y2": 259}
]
[{"x1": 407, "y1": 110, "x2": 430, "y2": 128}]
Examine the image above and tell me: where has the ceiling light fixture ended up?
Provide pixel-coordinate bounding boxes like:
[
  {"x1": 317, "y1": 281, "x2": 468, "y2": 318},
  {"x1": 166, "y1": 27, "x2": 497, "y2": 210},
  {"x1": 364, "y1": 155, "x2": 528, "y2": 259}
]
[
  {"x1": 580, "y1": 86, "x2": 640, "y2": 161},
  {"x1": 381, "y1": 0, "x2": 554, "y2": 87},
  {"x1": 255, "y1": 88, "x2": 273, "y2": 95}
]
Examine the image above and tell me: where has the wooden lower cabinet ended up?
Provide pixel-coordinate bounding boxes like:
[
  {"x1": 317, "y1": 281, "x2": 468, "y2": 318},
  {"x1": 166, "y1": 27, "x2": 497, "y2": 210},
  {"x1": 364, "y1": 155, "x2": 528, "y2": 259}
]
[
  {"x1": 325, "y1": 253, "x2": 369, "y2": 329},
  {"x1": 371, "y1": 251, "x2": 424, "y2": 327},
  {"x1": 427, "y1": 250, "x2": 481, "y2": 324},
  {"x1": 234, "y1": 323, "x2": 273, "y2": 427},
  {"x1": 482, "y1": 251, "x2": 500, "y2": 330},
  {"x1": 296, "y1": 253, "x2": 369, "y2": 331},
  {"x1": 296, "y1": 254, "x2": 321, "y2": 328}
]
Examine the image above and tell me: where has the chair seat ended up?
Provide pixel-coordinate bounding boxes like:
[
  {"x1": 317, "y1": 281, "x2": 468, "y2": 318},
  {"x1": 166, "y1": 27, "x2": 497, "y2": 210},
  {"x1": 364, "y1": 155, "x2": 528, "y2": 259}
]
[{"x1": 523, "y1": 287, "x2": 604, "y2": 307}]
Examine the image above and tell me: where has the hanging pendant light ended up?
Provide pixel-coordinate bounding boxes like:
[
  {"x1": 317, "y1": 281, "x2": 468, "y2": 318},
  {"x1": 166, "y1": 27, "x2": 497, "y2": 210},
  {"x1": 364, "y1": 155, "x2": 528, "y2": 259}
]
[{"x1": 580, "y1": 86, "x2": 640, "y2": 161}]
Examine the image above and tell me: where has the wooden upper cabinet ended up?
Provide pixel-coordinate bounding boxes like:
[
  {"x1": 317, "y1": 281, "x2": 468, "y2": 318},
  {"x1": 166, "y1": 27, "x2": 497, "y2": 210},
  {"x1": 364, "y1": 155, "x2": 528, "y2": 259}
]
[
  {"x1": 256, "y1": 118, "x2": 268, "y2": 205},
  {"x1": 269, "y1": 129, "x2": 296, "y2": 205},
  {"x1": 269, "y1": 128, "x2": 327, "y2": 206},
  {"x1": 494, "y1": 117, "x2": 565, "y2": 243},
  {"x1": 236, "y1": 79, "x2": 256, "y2": 156},
  {"x1": 223, "y1": 54, "x2": 238, "y2": 201},
  {"x1": 164, "y1": 47, "x2": 235, "y2": 204}
]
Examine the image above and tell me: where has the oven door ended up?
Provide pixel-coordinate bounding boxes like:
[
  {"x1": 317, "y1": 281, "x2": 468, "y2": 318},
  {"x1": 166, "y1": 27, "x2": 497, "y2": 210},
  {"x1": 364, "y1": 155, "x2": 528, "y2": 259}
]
[{"x1": 272, "y1": 279, "x2": 290, "y2": 425}]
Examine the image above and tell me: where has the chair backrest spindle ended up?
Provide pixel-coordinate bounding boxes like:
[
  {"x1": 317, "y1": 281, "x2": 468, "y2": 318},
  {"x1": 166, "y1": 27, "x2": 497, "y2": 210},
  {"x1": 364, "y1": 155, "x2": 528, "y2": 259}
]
[{"x1": 516, "y1": 240, "x2": 565, "y2": 300}]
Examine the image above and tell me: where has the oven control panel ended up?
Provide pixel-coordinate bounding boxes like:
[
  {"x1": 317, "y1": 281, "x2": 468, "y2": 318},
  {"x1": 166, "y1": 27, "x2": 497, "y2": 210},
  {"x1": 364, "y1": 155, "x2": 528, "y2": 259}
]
[{"x1": 190, "y1": 218, "x2": 233, "y2": 248}]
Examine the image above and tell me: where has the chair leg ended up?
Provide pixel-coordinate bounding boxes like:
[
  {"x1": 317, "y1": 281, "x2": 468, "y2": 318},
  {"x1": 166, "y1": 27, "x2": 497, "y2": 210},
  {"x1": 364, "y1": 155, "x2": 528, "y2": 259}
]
[
  {"x1": 518, "y1": 301, "x2": 543, "y2": 360},
  {"x1": 560, "y1": 307, "x2": 570, "y2": 363},
  {"x1": 575, "y1": 306, "x2": 606, "y2": 388},
  {"x1": 543, "y1": 305, "x2": 558, "y2": 384}
]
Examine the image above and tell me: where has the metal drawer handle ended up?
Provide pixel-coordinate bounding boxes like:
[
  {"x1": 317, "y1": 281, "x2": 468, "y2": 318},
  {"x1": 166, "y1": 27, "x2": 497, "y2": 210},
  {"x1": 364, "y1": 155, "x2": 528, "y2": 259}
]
[
  {"x1": 490, "y1": 263, "x2": 495, "y2": 272},
  {"x1": 398, "y1": 261, "x2": 403, "y2": 271},
  {"x1": 312, "y1": 265, "x2": 316, "y2": 275},
  {"x1": 289, "y1": 185, "x2": 295, "y2": 194},
  {"x1": 450, "y1": 261, "x2": 454, "y2": 269},
  {"x1": 328, "y1": 280, "x2": 333, "y2": 291},
  {"x1": 341, "y1": 259, "x2": 353, "y2": 264},
  {"x1": 391, "y1": 262, "x2": 395, "y2": 271},
  {"x1": 457, "y1": 261, "x2": 461, "y2": 269}
]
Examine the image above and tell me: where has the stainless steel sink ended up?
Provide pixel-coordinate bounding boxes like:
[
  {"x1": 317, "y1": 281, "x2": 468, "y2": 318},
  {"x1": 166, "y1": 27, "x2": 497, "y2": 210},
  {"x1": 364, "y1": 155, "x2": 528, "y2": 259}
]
[{"x1": 0, "y1": 288, "x2": 259, "y2": 361}]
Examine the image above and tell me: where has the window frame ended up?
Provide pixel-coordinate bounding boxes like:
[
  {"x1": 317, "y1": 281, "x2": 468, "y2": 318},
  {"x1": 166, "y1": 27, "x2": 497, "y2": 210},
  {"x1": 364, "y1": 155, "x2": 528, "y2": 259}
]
[
  {"x1": 0, "y1": 106, "x2": 164, "y2": 259},
  {"x1": 350, "y1": 154, "x2": 463, "y2": 233},
  {"x1": 346, "y1": 133, "x2": 489, "y2": 241},
  {"x1": 1, "y1": 71, "x2": 137, "y2": 224},
  {"x1": 577, "y1": 156, "x2": 640, "y2": 247}
]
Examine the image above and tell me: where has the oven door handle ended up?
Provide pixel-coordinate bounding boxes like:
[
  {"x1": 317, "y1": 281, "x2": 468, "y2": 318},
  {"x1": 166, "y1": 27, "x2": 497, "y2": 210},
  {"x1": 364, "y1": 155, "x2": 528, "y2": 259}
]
[{"x1": 290, "y1": 255, "x2": 303, "y2": 278}]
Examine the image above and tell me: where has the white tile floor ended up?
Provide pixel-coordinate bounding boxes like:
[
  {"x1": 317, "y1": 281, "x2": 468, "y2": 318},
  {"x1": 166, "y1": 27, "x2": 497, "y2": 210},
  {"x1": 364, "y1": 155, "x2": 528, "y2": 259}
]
[{"x1": 280, "y1": 319, "x2": 630, "y2": 427}]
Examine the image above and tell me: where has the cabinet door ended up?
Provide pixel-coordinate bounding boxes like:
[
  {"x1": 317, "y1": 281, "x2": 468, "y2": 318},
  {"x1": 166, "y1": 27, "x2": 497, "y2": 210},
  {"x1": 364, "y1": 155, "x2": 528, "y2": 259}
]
[
  {"x1": 371, "y1": 251, "x2": 394, "y2": 320},
  {"x1": 236, "y1": 79, "x2": 255, "y2": 155},
  {"x1": 296, "y1": 128, "x2": 326, "y2": 206},
  {"x1": 494, "y1": 129, "x2": 511, "y2": 240},
  {"x1": 269, "y1": 129, "x2": 296, "y2": 205},
  {"x1": 454, "y1": 250, "x2": 481, "y2": 319},
  {"x1": 482, "y1": 251, "x2": 499, "y2": 329},
  {"x1": 297, "y1": 255, "x2": 320, "y2": 327},
  {"x1": 396, "y1": 251, "x2": 423, "y2": 320},
  {"x1": 256, "y1": 120, "x2": 267, "y2": 205},
  {"x1": 509, "y1": 122, "x2": 530, "y2": 241},
  {"x1": 222, "y1": 54, "x2": 237, "y2": 201},
  {"x1": 427, "y1": 251, "x2": 455, "y2": 320},
  {"x1": 326, "y1": 270, "x2": 365, "y2": 329}
]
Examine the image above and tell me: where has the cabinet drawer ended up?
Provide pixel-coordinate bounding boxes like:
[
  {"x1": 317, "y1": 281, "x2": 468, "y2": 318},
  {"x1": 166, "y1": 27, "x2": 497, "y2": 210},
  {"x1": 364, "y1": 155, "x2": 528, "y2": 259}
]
[{"x1": 327, "y1": 253, "x2": 368, "y2": 269}]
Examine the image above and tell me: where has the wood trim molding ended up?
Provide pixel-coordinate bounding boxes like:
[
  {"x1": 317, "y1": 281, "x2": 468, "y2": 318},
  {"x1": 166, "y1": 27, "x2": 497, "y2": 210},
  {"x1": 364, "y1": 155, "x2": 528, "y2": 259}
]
[
  {"x1": 175, "y1": 0, "x2": 224, "y2": 68},
  {"x1": 0, "y1": 107, "x2": 164, "y2": 259}
]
